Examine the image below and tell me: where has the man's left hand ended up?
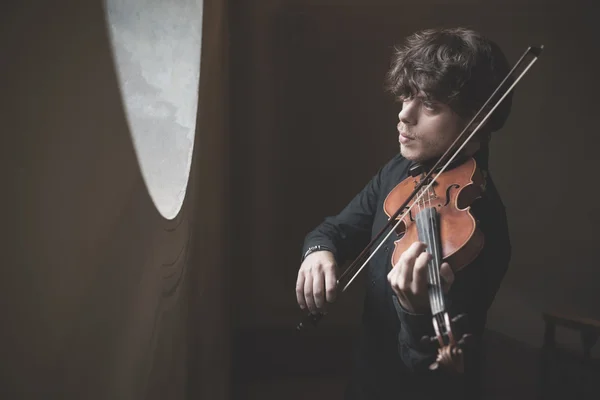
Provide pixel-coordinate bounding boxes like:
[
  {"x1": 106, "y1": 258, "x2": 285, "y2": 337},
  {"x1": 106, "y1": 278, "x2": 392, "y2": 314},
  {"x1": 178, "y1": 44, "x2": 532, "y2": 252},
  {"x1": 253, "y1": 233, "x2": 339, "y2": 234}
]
[{"x1": 387, "y1": 241, "x2": 455, "y2": 314}]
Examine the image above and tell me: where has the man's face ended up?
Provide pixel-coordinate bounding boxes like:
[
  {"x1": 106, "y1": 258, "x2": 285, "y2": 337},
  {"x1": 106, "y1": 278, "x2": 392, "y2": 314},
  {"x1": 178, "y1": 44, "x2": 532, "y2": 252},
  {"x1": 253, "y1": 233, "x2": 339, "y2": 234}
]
[{"x1": 396, "y1": 94, "x2": 467, "y2": 163}]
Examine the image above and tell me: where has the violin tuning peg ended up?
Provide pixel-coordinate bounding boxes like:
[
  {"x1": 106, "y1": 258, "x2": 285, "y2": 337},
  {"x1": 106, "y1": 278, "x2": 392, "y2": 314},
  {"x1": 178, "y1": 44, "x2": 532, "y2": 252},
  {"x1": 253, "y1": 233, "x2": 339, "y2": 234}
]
[
  {"x1": 457, "y1": 333, "x2": 473, "y2": 347},
  {"x1": 452, "y1": 313, "x2": 468, "y2": 324},
  {"x1": 420, "y1": 335, "x2": 437, "y2": 347}
]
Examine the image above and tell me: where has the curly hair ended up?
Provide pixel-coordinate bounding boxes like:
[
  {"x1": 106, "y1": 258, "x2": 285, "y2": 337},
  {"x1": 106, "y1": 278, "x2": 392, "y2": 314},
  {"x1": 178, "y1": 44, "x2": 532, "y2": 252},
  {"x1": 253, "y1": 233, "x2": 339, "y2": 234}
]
[{"x1": 385, "y1": 27, "x2": 513, "y2": 134}]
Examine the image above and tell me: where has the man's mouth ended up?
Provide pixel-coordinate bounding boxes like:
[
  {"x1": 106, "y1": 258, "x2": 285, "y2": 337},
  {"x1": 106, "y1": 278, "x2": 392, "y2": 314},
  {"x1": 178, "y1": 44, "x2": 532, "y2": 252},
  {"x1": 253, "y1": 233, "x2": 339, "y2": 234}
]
[{"x1": 399, "y1": 132, "x2": 415, "y2": 143}]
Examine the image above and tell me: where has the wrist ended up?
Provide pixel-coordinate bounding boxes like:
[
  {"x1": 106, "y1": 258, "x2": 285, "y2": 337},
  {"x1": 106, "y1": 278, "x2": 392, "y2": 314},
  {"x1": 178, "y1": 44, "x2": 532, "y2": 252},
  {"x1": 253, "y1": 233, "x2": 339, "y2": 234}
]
[
  {"x1": 395, "y1": 294, "x2": 429, "y2": 315},
  {"x1": 302, "y1": 245, "x2": 334, "y2": 262}
]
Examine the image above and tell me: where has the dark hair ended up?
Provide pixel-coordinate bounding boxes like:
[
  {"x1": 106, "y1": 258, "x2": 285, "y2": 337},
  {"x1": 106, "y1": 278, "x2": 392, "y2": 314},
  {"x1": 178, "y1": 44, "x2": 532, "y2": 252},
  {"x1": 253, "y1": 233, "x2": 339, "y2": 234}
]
[{"x1": 385, "y1": 27, "x2": 513, "y2": 134}]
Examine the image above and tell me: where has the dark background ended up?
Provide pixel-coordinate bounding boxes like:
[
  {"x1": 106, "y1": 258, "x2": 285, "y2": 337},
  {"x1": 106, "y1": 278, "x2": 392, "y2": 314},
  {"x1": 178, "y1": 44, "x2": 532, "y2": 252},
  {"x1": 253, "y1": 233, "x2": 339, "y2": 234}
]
[{"x1": 1, "y1": 0, "x2": 597, "y2": 399}]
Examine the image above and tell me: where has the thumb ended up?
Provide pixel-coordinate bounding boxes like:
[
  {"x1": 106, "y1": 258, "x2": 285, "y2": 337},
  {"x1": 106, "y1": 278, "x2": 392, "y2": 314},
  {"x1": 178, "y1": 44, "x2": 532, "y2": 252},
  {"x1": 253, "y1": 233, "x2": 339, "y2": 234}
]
[{"x1": 439, "y1": 262, "x2": 454, "y2": 293}]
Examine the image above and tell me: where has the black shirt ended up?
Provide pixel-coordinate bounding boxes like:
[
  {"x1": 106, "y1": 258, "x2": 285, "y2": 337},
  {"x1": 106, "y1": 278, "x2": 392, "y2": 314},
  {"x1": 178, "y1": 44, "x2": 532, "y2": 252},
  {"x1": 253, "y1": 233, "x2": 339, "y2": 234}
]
[{"x1": 302, "y1": 150, "x2": 511, "y2": 399}]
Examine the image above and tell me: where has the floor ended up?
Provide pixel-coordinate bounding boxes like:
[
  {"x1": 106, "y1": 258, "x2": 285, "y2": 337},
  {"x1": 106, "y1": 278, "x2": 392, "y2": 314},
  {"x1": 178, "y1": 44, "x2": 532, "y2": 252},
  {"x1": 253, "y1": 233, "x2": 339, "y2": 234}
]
[{"x1": 232, "y1": 328, "x2": 598, "y2": 400}]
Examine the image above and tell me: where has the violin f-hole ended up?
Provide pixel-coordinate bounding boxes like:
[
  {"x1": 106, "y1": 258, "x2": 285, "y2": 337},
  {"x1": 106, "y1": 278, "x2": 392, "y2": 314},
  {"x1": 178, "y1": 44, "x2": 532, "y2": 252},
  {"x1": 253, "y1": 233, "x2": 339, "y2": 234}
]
[{"x1": 443, "y1": 184, "x2": 460, "y2": 206}]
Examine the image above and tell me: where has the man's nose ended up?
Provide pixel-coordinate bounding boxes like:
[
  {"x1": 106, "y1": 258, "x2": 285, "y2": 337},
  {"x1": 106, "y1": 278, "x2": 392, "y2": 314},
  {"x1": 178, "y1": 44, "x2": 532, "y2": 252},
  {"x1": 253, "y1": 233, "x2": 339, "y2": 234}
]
[{"x1": 398, "y1": 100, "x2": 418, "y2": 125}]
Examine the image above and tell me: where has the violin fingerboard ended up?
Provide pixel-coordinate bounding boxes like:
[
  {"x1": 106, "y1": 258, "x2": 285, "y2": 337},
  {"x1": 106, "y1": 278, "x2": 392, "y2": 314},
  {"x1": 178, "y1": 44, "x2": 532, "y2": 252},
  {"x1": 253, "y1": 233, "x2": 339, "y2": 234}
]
[{"x1": 415, "y1": 207, "x2": 446, "y2": 315}]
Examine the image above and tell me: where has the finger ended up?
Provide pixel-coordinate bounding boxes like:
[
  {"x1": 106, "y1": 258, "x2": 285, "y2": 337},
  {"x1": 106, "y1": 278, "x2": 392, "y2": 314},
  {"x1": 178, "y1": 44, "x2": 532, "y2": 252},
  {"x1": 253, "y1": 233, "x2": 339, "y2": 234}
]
[
  {"x1": 296, "y1": 272, "x2": 307, "y2": 310},
  {"x1": 397, "y1": 242, "x2": 426, "y2": 288},
  {"x1": 439, "y1": 262, "x2": 454, "y2": 293},
  {"x1": 324, "y1": 264, "x2": 338, "y2": 303},
  {"x1": 395, "y1": 241, "x2": 427, "y2": 270},
  {"x1": 389, "y1": 269, "x2": 411, "y2": 310},
  {"x1": 387, "y1": 266, "x2": 401, "y2": 297},
  {"x1": 312, "y1": 270, "x2": 326, "y2": 311},
  {"x1": 407, "y1": 241, "x2": 428, "y2": 259},
  {"x1": 395, "y1": 290, "x2": 410, "y2": 310},
  {"x1": 303, "y1": 273, "x2": 317, "y2": 314},
  {"x1": 411, "y1": 251, "x2": 431, "y2": 295}
]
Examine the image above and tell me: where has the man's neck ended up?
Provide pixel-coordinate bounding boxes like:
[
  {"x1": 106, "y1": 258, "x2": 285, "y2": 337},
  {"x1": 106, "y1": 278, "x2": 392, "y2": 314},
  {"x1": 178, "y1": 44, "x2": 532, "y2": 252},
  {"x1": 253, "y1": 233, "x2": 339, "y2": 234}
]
[{"x1": 415, "y1": 139, "x2": 485, "y2": 173}]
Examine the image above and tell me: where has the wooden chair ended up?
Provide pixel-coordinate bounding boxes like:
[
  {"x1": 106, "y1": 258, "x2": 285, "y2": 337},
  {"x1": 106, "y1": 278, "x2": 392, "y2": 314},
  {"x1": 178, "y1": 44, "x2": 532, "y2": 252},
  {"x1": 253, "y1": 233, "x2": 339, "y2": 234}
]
[{"x1": 540, "y1": 312, "x2": 600, "y2": 400}]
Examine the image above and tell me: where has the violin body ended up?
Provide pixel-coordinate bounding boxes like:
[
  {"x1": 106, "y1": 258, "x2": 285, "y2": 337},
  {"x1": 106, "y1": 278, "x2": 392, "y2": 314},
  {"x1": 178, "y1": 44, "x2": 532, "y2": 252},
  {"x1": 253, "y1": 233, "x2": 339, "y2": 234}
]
[{"x1": 383, "y1": 157, "x2": 486, "y2": 273}]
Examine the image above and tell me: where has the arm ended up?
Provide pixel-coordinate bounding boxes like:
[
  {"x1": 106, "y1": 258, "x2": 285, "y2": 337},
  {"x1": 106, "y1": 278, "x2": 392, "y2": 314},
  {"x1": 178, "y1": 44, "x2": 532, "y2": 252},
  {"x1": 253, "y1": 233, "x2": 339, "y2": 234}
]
[
  {"x1": 297, "y1": 156, "x2": 400, "y2": 314},
  {"x1": 301, "y1": 158, "x2": 395, "y2": 265}
]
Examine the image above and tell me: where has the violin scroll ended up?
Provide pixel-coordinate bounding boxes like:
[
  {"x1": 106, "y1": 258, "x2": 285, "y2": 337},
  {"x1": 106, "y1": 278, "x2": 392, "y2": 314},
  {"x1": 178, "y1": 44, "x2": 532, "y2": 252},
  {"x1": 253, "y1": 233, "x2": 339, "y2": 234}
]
[{"x1": 420, "y1": 312, "x2": 472, "y2": 373}]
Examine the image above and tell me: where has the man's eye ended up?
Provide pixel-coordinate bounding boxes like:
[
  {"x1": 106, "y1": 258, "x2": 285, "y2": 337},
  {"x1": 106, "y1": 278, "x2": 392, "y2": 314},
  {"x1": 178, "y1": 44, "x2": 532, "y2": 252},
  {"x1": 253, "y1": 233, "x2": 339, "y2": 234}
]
[{"x1": 423, "y1": 101, "x2": 436, "y2": 110}]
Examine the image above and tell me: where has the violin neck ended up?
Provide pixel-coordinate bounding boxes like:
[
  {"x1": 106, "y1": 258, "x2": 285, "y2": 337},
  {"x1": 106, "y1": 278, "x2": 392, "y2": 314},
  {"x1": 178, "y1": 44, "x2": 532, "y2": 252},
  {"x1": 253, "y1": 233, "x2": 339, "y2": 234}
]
[{"x1": 415, "y1": 207, "x2": 446, "y2": 315}]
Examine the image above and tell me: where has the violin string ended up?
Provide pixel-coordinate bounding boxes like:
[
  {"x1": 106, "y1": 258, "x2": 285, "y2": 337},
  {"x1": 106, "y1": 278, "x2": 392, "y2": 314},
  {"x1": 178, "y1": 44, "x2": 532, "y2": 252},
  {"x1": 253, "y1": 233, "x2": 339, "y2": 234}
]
[
  {"x1": 419, "y1": 184, "x2": 440, "y2": 312},
  {"x1": 424, "y1": 188, "x2": 437, "y2": 313},
  {"x1": 418, "y1": 185, "x2": 429, "y2": 307},
  {"x1": 426, "y1": 186, "x2": 443, "y2": 314},
  {"x1": 431, "y1": 185, "x2": 444, "y2": 312},
  {"x1": 341, "y1": 53, "x2": 539, "y2": 293},
  {"x1": 427, "y1": 190, "x2": 438, "y2": 313},
  {"x1": 421, "y1": 186, "x2": 439, "y2": 309},
  {"x1": 423, "y1": 188, "x2": 433, "y2": 310},
  {"x1": 438, "y1": 313, "x2": 446, "y2": 340},
  {"x1": 418, "y1": 185, "x2": 424, "y2": 214}
]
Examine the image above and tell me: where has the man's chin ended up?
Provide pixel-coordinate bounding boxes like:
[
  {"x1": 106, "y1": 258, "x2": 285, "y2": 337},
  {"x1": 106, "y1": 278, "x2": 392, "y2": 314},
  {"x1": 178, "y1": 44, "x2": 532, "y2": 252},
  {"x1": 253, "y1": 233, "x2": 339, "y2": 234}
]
[{"x1": 400, "y1": 147, "x2": 423, "y2": 162}]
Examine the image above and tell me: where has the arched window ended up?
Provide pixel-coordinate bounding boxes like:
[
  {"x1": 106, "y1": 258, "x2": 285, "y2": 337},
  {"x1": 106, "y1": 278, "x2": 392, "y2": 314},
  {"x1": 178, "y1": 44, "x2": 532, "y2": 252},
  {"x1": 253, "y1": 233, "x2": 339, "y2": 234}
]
[{"x1": 104, "y1": 0, "x2": 203, "y2": 219}]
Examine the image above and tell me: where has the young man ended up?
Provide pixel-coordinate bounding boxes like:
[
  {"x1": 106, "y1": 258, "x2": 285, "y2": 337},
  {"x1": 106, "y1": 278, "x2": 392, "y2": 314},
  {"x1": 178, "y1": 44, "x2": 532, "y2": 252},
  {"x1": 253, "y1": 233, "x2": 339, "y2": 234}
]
[{"x1": 296, "y1": 28, "x2": 513, "y2": 399}]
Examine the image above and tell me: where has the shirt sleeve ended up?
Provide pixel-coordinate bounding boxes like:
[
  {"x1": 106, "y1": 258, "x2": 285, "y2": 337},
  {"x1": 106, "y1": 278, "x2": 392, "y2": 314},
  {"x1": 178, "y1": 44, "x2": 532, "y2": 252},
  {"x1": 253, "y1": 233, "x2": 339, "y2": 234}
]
[
  {"x1": 392, "y1": 200, "x2": 511, "y2": 373},
  {"x1": 301, "y1": 156, "x2": 398, "y2": 264}
]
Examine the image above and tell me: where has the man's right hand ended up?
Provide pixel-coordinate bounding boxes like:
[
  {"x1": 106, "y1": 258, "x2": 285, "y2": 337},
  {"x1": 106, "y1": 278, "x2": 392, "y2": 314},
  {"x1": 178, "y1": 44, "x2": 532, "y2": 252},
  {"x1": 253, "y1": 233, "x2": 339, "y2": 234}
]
[{"x1": 295, "y1": 251, "x2": 339, "y2": 315}]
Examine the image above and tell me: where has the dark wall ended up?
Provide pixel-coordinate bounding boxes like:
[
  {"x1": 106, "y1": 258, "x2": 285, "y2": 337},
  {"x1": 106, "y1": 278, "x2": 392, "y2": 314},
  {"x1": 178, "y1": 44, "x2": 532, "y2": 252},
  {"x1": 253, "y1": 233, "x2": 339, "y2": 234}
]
[{"x1": 230, "y1": 0, "x2": 599, "y2": 356}]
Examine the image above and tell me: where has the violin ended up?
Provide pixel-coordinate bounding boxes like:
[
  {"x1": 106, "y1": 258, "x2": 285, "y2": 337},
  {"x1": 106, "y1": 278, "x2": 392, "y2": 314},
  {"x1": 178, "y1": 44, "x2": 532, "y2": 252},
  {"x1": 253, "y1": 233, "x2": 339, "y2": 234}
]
[{"x1": 296, "y1": 45, "x2": 544, "y2": 373}]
